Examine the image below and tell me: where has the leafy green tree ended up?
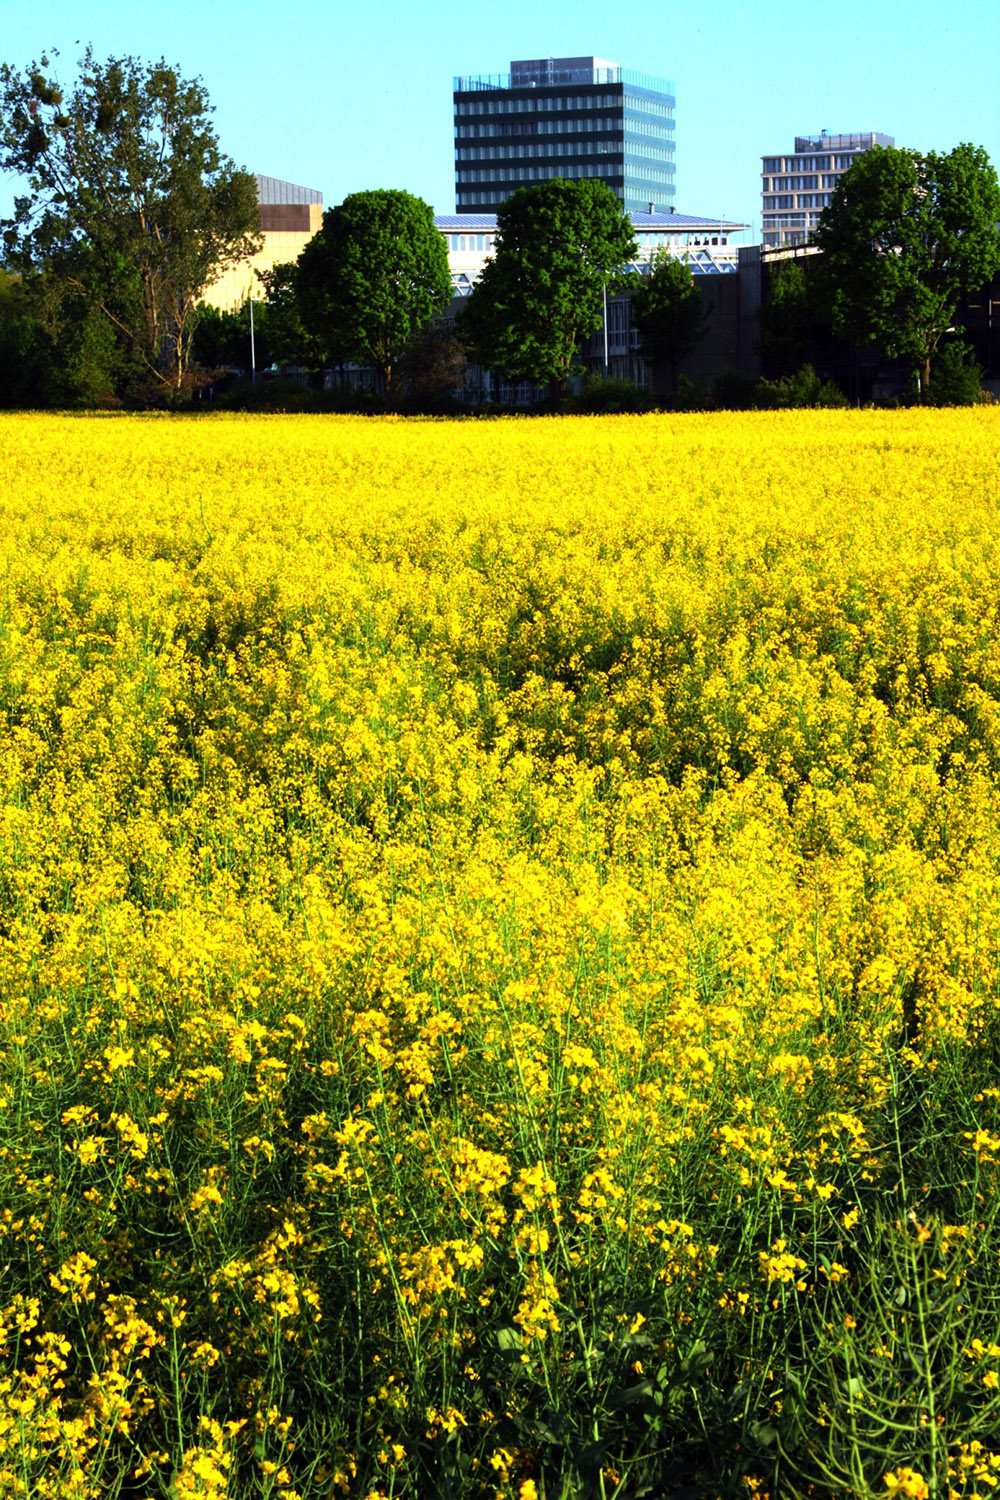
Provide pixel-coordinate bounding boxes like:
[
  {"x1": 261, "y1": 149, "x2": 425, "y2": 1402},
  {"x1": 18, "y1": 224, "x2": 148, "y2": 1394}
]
[
  {"x1": 295, "y1": 190, "x2": 451, "y2": 393},
  {"x1": 927, "y1": 338, "x2": 985, "y2": 405},
  {"x1": 813, "y1": 142, "x2": 1000, "y2": 394},
  {"x1": 0, "y1": 266, "x2": 127, "y2": 406},
  {"x1": 191, "y1": 299, "x2": 271, "y2": 377},
  {"x1": 0, "y1": 47, "x2": 262, "y2": 396},
  {"x1": 258, "y1": 261, "x2": 330, "y2": 386},
  {"x1": 631, "y1": 249, "x2": 710, "y2": 391},
  {"x1": 756, "y1": 257, "x2": 817, "y2": 375},
  {"x1": 394, "y1": 321, "x2": 467, "y2": 412},
  {"x1": 462, "y1": 178, "x2": 638, "y2": 394}
]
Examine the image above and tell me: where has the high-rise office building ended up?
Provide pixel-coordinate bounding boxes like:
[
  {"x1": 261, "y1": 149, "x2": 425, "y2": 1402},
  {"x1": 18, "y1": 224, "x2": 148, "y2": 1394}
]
[
  {"x1": 761, "y1": 132, "x2": 894, "y2": 248},
  {"x1": 453, "y1": 56, "x2": 675, "y2": 215}
]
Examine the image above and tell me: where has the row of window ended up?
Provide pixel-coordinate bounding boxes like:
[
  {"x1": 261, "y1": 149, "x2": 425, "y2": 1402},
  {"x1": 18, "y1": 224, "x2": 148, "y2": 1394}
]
[
  {"x1": 761, "y1": 154, "x2": 826, "y2": 172},
  {"x1": 457, "y1": 139, "x2": 677, "y2": 167},
  {"x1": 458, "y1": 190, "x2": 534, "y2": 205},
  {"x1": 457, "y1": 141, "x2": 618, "y2": 161},
  {"x1": 761, "y1": 213, "x2": 827, "y2": 228},
  {"x1": 624, "y1": 144, "x2": 676, "y2": 165},
  {"x1": 762, "y1": 192, "x2": 833, "y2": 210},
  {"x1": 456, "y1": 93, "x2": 619, "y2": 115},
  {"x1": 458, "y1": 164, "x2": 628, "y2": 187},
  {"x1": 765, "y1": 175, "x2": 817, "y2": 191},
  {"x1": 761, "y1": 153, "x2": 859, "y2": 172},
  {"x1": 621, "y1": 109, "x2": 676, "y2": 137},
  {"x1": 444, "y1": 234, "x2": 495, "y2": 251},
  {"x1": 456, "y1": 117, "x2": 675, "y2": 146},
  {"x1": 455, "y1": 93, "x2": 674, "y2": 119},
  {"x1": 763, "y1": 174, "x2": 843, "y2": 191},
  {"x1": 623, "y1": 161, "x2": 675, "y2": 183},
  {"x1": 457, "y1": 164, "x2": 606, "y2": 184},
  {"x1": 457, "y1": 115, "x2": 619, "y2": 139},
  {"x1": 762, "y1": 153, "x2": 862, "y2": 174}
]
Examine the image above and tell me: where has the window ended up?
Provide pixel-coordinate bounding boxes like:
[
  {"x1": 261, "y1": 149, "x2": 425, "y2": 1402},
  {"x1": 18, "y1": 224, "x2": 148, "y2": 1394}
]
[{"x1": 797, "y1": 192, "x2": 832, "y2": 209}]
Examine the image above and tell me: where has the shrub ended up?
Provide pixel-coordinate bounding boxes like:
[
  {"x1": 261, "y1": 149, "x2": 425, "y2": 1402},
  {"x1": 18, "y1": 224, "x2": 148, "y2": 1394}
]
[{"x1": 928, "y1": 339, "x2": 988, "y2": 405}]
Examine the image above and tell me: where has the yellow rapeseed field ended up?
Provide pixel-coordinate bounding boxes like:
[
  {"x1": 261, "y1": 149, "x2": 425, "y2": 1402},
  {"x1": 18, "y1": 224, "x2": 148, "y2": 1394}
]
[{"x1": 1, "y1": 408, "x2": 1000, "y2": 1499}]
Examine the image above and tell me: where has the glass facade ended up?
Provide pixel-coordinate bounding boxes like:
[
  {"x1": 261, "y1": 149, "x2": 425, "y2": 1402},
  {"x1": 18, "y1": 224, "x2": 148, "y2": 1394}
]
[{"x1": 453, "y1": 58, "x2": 675, "y2": 214}]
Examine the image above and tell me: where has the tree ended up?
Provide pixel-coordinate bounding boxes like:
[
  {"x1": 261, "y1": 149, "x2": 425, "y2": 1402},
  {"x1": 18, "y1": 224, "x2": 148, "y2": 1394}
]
[
  {"x1": 813, "y1": 142, "x2": 1000, "y2": 394},
  {"x1": 191, "y1": 299, "x2": 270, "y2": 378},
  {"x1": 0, "y1": 265, "x2": 128, "y2": 406},
  {"x1": 254, "y1": 262, "x2": 320, "y2": 383},
  {"x1": 756, "y1": 257, "x2": 817, "y2": 375},
  {"x1": 631, "y1": 249, "x2": 710, "y2": 391},
  {"x1": 462, "y1": 178, "x2": 638, "y2": 394},
  {"x1": 394, "y1": 321, "x2": 467, "y2": 412},
  {"x1": 0, "y1": 47, "x2": 262, "y2": 395},
  {"x1": 295, "y1": 190, "x2": 451, "y2": 393},
  {"x1": 927, "y1": 338, "x2": 985, "y2": 406}
]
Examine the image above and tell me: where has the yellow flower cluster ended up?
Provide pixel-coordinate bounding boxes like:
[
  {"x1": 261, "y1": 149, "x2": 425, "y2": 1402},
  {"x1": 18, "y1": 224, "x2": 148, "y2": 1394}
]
[{"x1": 0, "y1": 408, "x2": 999, "y2": 1497}]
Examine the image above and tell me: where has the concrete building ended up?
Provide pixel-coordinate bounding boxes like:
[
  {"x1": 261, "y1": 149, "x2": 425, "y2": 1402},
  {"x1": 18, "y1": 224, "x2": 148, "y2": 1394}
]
[
  {"x1": 761, "y1": 133, "x2": 894, "y2": 248},
  {"x1": 453, "y1": 56, "x2": 676, "y2": 215},
  {"x1": 202, "y1": 175, "x2": 323, "y2": 310}
]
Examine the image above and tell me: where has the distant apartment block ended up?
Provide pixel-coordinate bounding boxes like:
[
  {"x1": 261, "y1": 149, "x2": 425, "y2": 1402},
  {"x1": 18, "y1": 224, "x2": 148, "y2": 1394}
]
[
  {"x1": 202, "y1": 175, "x2": 323, "y2": 310},
  {"x1": 761, "y1": 132, "x2": 894, "y2": 247},
  {"x1": 453, "y1": 56, "x2": 676, "y2": 215}
]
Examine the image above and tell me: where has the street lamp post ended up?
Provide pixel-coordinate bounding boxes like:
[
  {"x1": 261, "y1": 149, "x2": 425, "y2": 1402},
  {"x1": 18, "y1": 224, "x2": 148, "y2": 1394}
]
[
  {"x1": 249, "y1": 296, "x2": 259, "y2": 384},
  {"x1": 602, "y1": 282, "x2": 609, "y2": 379}
]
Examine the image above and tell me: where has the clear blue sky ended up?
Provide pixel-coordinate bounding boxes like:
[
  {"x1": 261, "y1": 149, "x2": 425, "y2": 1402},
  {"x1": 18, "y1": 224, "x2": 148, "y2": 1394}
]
[{"x1": 2, "y1": 0, "x2": 998, "y2": 241}]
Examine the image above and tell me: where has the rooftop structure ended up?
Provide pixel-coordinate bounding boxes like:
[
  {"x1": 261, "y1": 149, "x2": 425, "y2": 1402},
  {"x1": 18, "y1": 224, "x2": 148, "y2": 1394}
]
[
  {"x1": 453, "y1": 56, "x2": 676, "y2": 216},
  {"x1": 761, "y1": 132, "x2": 894, "y2": 248}
]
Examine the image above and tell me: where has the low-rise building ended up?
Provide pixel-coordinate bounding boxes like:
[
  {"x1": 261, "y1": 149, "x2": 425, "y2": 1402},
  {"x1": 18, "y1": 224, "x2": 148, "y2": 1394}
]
[
  {"x1": 436, "y1": 207, "x2": 746, "y2": 299},
  {"x1": 435, "y1": 207, "x2": 749, "y2": 395}
]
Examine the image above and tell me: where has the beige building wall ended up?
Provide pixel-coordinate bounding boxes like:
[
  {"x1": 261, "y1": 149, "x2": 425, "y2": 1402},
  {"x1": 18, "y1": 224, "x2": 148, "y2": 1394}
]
[{"x1": 202, "y1": 200, "x2": 324, "y2": 310}]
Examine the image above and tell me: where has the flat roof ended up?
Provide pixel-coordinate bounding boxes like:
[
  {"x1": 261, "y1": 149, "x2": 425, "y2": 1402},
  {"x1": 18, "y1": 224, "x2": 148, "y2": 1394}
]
[{"x1": 436, "y1": 211, "x2": 748, "y2": 232}]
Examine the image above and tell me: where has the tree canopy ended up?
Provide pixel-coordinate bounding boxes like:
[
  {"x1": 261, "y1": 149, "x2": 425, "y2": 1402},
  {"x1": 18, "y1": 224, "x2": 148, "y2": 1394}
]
[
  {"x1": 295, "y1": 189, "x2": 452, "y2": 392},
  {"x1": 756, "y1": 257, "x2": 818, "y2": 376},
  {"x1": 813, "y1": 142, "x2": 1000, "y2": 393},
  {"x1": 631, "y1": 250, "x2": 710, "y2": 390},
  {"x1": 0, "y1": 47, "x2": 262, "y2": 395},
  {"x1": 462, "y1": 178, "x2": 638, "y2": 393}
]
